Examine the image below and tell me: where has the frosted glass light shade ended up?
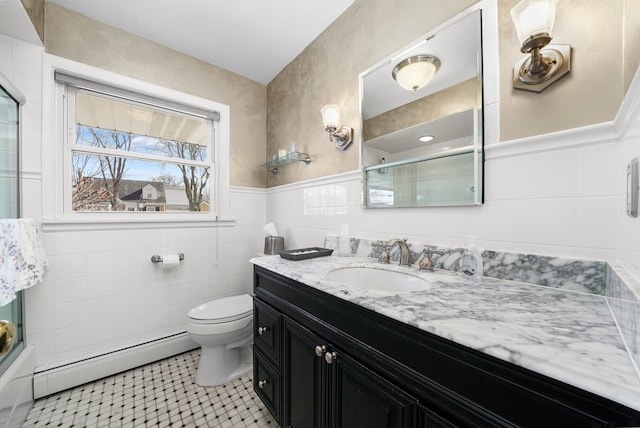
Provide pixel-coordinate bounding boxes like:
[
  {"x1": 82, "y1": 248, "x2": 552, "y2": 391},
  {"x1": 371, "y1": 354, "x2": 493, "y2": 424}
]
[
  {"x1": 392, "y1": 55, "x2": 440, "y2": 91},
  {"x1": 321, "y1": 105, "x2": 340, "y2": 129},
  {"x1": 320, "y1": 104, "x2": 353, "y2": 150},
  {"x1": 511, "y1": 0, "x2": 556, "y2": 44}
]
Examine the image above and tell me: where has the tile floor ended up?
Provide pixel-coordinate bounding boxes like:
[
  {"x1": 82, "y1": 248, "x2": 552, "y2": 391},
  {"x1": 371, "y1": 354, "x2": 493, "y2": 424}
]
[{"x1": 22, "y1": 349, "x2": 279, "y2": 427}]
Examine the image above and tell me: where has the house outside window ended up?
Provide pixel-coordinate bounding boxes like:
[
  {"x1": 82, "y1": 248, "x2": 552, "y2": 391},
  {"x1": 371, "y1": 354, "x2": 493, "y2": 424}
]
[{"x1": 57, "y1": 72, "x2": 218, "y2": 215}]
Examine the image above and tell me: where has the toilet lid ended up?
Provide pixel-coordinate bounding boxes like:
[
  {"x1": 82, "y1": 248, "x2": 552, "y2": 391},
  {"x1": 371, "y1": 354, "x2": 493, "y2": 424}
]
[{"x1": 188, "y1": 294, "x2": 253, "y2": 324}]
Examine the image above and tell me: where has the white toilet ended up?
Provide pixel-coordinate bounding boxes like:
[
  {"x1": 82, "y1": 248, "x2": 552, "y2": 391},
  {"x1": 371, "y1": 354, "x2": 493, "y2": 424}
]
[{"x1": 187, "y1": 294, "x2": 254, "y2": 386}]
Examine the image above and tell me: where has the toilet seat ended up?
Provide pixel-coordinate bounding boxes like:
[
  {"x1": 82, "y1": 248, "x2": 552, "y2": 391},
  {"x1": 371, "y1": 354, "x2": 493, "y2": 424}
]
[{"x1": 188, "y1": 294, "x2": 253, "y2": 325}]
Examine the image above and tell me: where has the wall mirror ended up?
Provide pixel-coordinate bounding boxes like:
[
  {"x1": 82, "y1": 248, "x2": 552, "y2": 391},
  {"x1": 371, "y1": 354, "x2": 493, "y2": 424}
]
[{"x1": 360, "y1": 9, "x2": 483, "y2": 208}]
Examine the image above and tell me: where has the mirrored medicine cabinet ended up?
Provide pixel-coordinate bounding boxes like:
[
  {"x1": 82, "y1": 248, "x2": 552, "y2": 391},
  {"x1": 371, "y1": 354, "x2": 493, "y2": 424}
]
[{"x1": 360, "y1": 9, "x2": 484, "y2": 208}]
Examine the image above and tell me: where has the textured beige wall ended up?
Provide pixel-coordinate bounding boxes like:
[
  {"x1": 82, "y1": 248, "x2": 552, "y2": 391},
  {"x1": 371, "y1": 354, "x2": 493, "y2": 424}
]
[
  {"x1": 266, "y1": 0, "x2": 476, "y2": 187},
  {"x1": 499, "y1": 0, "x2": 624, "y2": 141},
  {"x1": 268, "y1": 0, "x2": 634, "y2": 185},
  {"x1": 44, "y1": 4, "x2": 267, "y2": 188},
  {"x1": 363, "y1": 78, "x2": 481, "y2": 141},
  {"x1": 623, "y1": 0, "x2": 640, "y2": 94},
  {"x1": 20, "y1": 0, "x2": 44, "y2": 43},
  {"x1": 42, "y1": 1, "x2": 635, "y2": 189}
]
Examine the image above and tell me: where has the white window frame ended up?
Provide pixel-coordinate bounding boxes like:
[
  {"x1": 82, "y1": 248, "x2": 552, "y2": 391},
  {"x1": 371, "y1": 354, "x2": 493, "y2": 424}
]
[
  {"x1": 61, "y1": 81, "x2": 216, "y2": 215},
  {"x1": 41, "y1": 55, "x2": 233, "y2": 231}
]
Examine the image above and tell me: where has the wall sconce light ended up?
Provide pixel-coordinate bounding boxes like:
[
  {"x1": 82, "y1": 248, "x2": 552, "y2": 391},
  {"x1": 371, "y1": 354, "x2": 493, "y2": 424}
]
[
  {"x1": 321, "y1": 105, "x2": 354, "y2": 150},
  {"x1": 511, "y1": 0, "x2": 571, "y2": 92},
  {"x1": 392, "y1": 55, "x2": 441, "y2": 91}
]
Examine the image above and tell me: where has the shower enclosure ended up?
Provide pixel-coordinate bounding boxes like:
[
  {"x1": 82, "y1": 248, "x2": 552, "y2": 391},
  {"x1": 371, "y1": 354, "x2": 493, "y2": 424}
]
[
  {"x1": 0, "y1": 72, "x2": 32, "y2": 427},
  {"x1": 0, "y1": 76, "x2": 23, "y2": 374}
]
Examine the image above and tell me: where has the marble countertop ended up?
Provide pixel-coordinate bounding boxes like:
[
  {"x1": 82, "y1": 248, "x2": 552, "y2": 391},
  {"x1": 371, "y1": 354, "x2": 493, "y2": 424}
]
[{"x1": 250, "y1": 255, "x2": 640, "y2": 411}]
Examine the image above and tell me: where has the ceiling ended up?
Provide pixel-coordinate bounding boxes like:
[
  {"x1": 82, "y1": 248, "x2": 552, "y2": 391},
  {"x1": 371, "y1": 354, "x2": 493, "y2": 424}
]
[{"x1": 46, "y1": 0, "x2": 356, "y2": 85}]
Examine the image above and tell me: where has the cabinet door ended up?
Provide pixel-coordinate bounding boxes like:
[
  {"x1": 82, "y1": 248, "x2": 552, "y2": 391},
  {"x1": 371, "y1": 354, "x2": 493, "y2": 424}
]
[
  {"x1": 254, "y1": 299, "x2": 281, "y2": 364},
  {"x1": 332, "y1": 352, "x2": 417, "y2": 428},
  {"x1": 282, "y1": 317, "x2": 331, "y2": 428},
  {"x1": 419, "y1": 406, "x2": 457, "y2": 428}
]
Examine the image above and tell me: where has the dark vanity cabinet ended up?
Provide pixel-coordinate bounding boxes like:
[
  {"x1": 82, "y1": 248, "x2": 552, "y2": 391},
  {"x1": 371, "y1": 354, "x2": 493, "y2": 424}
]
[
  {"x1": 282, "y1": 316, "x2": 417, "y2": 428},
  {"x1": 252, "y1": 265, "x2": 640, "y2": 428},
  {"x1": 254, "y1": 295, "x2": 417, "y2": 427}
]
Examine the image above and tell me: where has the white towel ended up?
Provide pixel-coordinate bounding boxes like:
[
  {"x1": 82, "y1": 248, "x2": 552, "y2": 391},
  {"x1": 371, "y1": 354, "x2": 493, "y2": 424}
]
[{"x1": 0, "y1": 219, "x2": 47, "y2": 306}]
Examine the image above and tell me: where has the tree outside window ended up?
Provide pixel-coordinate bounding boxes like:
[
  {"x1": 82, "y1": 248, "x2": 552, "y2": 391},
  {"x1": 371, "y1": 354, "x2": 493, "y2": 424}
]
[{"x1": 69, "y1": 90, "x2": 214, "y2": 213}]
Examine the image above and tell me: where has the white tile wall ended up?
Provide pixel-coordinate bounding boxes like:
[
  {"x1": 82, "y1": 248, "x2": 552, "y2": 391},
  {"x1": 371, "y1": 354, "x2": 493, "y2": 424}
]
[
  {"x1": 576, "y1": 197, "x2": 618, "y2": 250},
  {"x1": 267, "y1": 135, "x2": 625, "y2": 262},
  {"x1": 578, "y1": 142, "x2": 620, "y2": 196},
  {"x1": 2, "y1": 35, "x2": 266, "y2": 370},
  {"x1": 618, "y1": 116, "x2": 640, "y2": 280},
  {"x1": 0, "y1": 35, "x2": 12, "y2": 79},
  {"x1": 0, "y1": 34, "x2": 267, "y2": 371},
  {"x1": 0, "y1": 35, "x2": 42, "y2": 220},
  {"x1": 513, "y1": 149, "x2": 579, "y2": 199},
  {"x1": 514, "y1": 198, "x2": 578, "y2": 248},
  {"x1": 26, "y1": 187, "x2": 266, "y2": 369}
]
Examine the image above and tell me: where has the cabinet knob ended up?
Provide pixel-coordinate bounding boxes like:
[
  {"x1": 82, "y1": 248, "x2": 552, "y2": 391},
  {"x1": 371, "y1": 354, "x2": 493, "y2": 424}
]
[
  {"x1": 258, "y1": 379, "x2": 269, "y2": 389},
  {"x1": 258, "y1": 326, "x2": 268, "y2": 335},
  {"x1": 324, "y1": 351, "x2": 337, "y2": 364},
  {"x1": 314, "y1": 345, "x2": 327, "y2": 357}
]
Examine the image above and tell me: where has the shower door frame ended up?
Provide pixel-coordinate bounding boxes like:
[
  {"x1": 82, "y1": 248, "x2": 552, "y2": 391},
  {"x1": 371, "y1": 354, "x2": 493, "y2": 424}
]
[{"x1": 0, "y1": 70, "x2": 27, "y2": 377}]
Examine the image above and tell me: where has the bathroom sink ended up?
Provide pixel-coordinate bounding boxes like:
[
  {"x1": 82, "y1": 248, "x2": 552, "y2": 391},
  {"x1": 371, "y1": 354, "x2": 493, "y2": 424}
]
[{"x1": 326, "y1": 267, "x2": 431, "y2": 293}]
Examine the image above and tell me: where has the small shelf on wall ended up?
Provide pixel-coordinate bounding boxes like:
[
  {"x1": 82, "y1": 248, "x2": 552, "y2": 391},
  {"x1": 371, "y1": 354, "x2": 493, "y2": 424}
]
[{"x1": 263, "y1": 151, "x2": 311, "y2": 174}]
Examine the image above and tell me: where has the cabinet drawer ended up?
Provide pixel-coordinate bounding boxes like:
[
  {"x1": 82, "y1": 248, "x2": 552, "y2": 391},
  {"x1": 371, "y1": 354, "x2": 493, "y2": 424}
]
[
  {"x1": 254, "y1": 300, "x2": 281, "y2": 364},
  {"x1": 253, "y1": 347, "x2": 281, "y2": 423}
]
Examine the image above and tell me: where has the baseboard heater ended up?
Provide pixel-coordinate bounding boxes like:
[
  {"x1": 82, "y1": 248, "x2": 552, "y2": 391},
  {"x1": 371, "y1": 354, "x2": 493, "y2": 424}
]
[{"x1": 33, "y1": 332, "x2": 198, "y2": 399}]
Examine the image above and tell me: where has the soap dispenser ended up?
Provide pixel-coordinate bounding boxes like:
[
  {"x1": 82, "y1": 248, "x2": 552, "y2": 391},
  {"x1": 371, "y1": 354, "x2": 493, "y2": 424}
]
[{"x1": 460, "y1": 238, "x2": 483, "y2": 280}]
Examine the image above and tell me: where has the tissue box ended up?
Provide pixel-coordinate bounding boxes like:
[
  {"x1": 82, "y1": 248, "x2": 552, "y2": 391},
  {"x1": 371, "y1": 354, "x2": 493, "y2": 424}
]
[{"x1": 264, "y1": 236, "x2": 285, "y2": 255}]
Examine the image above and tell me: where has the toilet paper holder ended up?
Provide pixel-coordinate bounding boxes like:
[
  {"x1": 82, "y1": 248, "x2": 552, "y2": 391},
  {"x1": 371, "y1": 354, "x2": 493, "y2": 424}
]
[{"x1": 151, "y1": 253, "x2": 185, "y2": 263}]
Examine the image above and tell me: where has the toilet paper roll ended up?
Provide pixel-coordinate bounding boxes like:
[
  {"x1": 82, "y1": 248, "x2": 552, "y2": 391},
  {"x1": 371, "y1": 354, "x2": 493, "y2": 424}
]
[{"x1": 162, "y1": 254, "x2": 180, "y2": 267}]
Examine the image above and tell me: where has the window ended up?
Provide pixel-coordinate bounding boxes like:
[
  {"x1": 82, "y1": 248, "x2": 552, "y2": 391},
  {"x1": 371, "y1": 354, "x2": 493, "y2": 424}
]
[{"x1": 57, "y1": 72, "x2": 218, "y2": 215}]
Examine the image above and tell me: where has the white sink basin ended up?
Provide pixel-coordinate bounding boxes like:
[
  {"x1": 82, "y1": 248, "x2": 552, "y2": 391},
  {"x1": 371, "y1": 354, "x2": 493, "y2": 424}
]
[{"x1": 326, "y1": 267, "x2": 431, "y2": 293}]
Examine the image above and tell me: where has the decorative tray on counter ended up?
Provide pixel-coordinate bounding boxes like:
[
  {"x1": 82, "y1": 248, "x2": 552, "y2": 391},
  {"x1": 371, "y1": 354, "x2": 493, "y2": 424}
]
[{"x1": 279, "y1": 247, "x2": 334, "y2": 261}]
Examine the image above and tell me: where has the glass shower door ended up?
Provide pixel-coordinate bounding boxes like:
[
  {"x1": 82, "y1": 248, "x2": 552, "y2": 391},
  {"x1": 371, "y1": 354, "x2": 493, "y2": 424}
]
[
  {"x1": 0, "y1": 82, "x2": 23, "y2": 375},
  {"x1": 0, "y1": 83, "x2": 18, "y2": 217}
]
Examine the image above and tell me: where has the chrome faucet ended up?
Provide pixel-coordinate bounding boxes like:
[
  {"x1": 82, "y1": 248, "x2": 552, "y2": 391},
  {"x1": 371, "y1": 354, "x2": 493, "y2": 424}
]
[
  {"x1": 419, "y1": 249, "x2": 445, "y2": 272},
  {"x1": 377, "y1": 244, "x2": 390, "y2": 264},
  {"x1": 386, "y1": 238, "x2": 411, "y2": 266}
]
